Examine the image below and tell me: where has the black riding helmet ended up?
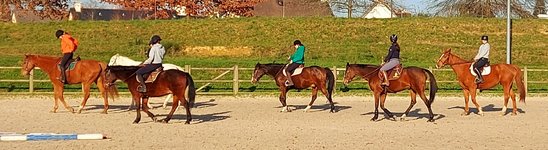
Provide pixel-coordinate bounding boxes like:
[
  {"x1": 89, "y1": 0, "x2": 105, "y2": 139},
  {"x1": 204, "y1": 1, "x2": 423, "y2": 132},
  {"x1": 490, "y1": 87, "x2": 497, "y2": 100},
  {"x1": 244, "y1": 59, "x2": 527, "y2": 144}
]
[
  {"x1": 293, "y1": 40, "x2": 302, "y2": 46},
  {"x1": 390, "y1": 34, "x2": 398, "y2": 43},
  {"x1": 149, "y1": 35, "x2": 162, "y2": 45},
  {"x1": 55, "y1": 30, "x2": 64, "y2": 38},
  {"x1": 481, "y1": 35, "x2": 488, "y2": 41}
]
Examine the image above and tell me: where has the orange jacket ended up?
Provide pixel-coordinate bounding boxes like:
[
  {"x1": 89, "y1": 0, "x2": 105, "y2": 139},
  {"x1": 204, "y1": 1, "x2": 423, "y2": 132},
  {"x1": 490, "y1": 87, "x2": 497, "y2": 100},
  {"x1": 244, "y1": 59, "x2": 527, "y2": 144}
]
[{"x1": 60, "y1": 34, "x2": 79, "y2": 54}]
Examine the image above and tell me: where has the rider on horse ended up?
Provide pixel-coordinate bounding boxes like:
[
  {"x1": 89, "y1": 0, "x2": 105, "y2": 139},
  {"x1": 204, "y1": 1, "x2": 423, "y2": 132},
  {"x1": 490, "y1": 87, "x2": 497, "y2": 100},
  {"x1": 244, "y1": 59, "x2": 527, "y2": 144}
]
[
  {"x1": 473, "y1": 35, "x2": 490, "y2": 84},
  {"x1": 56, "y1": 30, "x2": 79, "y2": 84},
  {"x1": 136, "y1": 35, "x2": 165, "y2": 93},
  {"x1": 380, "y1": 34, "x2": 401, "y2": 86},
  {"x1": 285, "y1": 40, "x2": 305, "y2": 86}
]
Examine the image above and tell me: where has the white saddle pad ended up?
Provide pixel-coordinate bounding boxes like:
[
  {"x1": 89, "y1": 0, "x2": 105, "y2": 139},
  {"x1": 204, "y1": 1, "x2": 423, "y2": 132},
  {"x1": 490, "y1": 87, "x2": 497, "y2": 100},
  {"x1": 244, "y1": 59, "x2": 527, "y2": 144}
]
[
  {"x1": 469, "y1": 65, "x2": 491, "y2": 76},
  {"x1": 283, "y1": 67, "x2": 304, "y2": 76}
]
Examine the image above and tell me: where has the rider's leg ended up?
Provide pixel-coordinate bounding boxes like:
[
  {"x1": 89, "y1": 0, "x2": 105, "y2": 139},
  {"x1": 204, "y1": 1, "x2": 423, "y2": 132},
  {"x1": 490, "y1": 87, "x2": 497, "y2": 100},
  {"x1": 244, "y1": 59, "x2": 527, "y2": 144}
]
[
  {"x1": 285, "y1": 63, "x2": 299, "y2": 86},
  {"x1": 59, "y1": 53, "x2": 73, "y2": 84}
]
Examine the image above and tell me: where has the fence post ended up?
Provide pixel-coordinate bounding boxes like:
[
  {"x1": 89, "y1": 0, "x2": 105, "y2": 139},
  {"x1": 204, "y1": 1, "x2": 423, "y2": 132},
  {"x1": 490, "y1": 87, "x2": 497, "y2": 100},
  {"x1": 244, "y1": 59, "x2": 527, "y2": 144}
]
[
  {"x1": 29, "y1": 69, "x2": 34, "y2": 93},
  {"x1": 524, "y1": 67, "x2": 528, "y2": 95},
  {"x1": 332, "y1": 66, "x2": 337, "y2": 95},
  {"x1": 233, "y1": 65, "x2": 239, "y2": 95},
  {"x1": 184, "y1": 65, "x2": 191, "y2": 74}
]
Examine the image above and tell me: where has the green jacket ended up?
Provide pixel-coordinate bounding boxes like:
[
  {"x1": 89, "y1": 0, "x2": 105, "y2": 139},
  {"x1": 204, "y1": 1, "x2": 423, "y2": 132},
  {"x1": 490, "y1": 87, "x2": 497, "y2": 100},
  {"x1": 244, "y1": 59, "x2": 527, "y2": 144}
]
[{"x1": 290, "y1": 45, "x2": 305, "y2": 64}]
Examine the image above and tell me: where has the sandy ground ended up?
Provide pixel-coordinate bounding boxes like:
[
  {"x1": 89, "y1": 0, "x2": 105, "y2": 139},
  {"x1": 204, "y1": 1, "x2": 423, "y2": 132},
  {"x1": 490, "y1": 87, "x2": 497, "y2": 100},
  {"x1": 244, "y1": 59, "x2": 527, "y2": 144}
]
[{"x1": 0, "y1": 94, "x2": 547, "y2": 149}]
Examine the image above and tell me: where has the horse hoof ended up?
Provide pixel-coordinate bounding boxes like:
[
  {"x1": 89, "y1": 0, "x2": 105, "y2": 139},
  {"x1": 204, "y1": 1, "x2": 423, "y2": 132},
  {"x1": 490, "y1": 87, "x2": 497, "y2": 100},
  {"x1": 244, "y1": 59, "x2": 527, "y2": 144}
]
[
  {"x1": 132, "y1": 121, "x2": 139, "y2": 124},
  {"x1": 478, "y1": 112, "x2": 484, "y2": 116},
  {"x1": 511, "y1": 113, "x2": 517, "y2": 116},
  {"x1": 50, "y1": 110, "x2": 57, "y2": 113},
  {"x1": 184, "y1": 121, "x2": 190, "y2": 124},
  {"x1": 427, "y1": 119, "x2": 435, "y2": 122},
  {"x1": 101, "y1": 111, "x2": 108, "y2": 114},
  {"x1": 460, "y1": 112, "x2": 469, "y2": 116},
  {"x1": 370, "y1": 117, "x2": 378, "y2": 121}
]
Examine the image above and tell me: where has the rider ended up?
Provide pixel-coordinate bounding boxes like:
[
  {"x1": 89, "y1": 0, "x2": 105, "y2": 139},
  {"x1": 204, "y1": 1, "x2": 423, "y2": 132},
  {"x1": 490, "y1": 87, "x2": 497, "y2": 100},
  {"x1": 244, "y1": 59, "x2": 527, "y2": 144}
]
[
  {"x1": 473, "y1": 35, "x2": 490, "y2": 84},
  {"x1": 136, "y1": 35, "x2": 165, "y2": 93},
  {"x1": 56, "y1": 30, "x2": 79, "y2": 84},
  {"x1": 285, "y1": 40, "x2": 305, "y2": 86},
  {"x1": 380, "y1": 34, "x2": 401, "y2": 86}
]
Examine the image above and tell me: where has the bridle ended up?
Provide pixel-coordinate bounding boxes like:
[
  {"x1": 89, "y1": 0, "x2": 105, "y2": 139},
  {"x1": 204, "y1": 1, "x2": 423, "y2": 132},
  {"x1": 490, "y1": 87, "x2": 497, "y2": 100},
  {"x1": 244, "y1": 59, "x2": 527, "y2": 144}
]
[
  {"x1": 105, "y1": 67, "x2": 137, "y2": 87},
  {"x1": 22, "y1": 58, "x2": 33, "y2": 73}
]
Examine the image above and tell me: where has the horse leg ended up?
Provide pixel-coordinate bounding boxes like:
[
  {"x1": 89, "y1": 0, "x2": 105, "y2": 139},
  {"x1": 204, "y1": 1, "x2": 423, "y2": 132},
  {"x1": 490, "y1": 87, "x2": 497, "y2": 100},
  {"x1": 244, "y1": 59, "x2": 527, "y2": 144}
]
[
  {"x1": 96, "y1": 78, "x2": 109, "y2": 114},
  {"x1": 371, "y1": 92, "x2": 381, "y2": 121},
  {"x1": 56, "y1": 86, "x2": 74, "y2": 113},
  {"x1": 161, "y1": 95, "x2": 180, "y2": 123},
  {"x1": 469, "y1": 89, "x2": 483, "y2": 116},
  {"x1": 401, "y1": 91, "x2": 417, "y2": 121},
  {"x1": 141, "y1": 96, "x2": 157, "y2": 122},
  {"x1": 179, "y1": 95, "x2": 192, "y2": 124},
  {"x1": 379, "y1": 93, "x2": 394, "y2": 120},
  {"x1": 509, "y1": 88, "x2": 518, "y2": 116},
  {"x1": 163, "y1": 94, "x2": 173, "y2": 109},
  {"x1": 133, "y1": 96, "x2": 142, "y2": 124},
  {"x1": 77, "y1": 83, "x2": 92, "y2": 114},
  {"x1": 304, "y1": 88, "x2": 318, "y2": 112},
  {"x1": 501, "y1": 88, "x2": 510, "y2": 116},
  {"x1": 279, "y1": 88, "x2": 291, "y2": 112},
  {"x1": 320, "y1": 86, "x2": 335, "y2": 113},
  {"x1": 461, "y1": 89, "x2": 471, "y2": 116},
  {"x1": 418, "y1": 90, "x2": 435, "y2": 122},
  {"x1": 51, "y1": 87, "x2": 60, "y2": 113},
  {"x1": 128, "y1": 99, "x2": 135, "y2": 110}
]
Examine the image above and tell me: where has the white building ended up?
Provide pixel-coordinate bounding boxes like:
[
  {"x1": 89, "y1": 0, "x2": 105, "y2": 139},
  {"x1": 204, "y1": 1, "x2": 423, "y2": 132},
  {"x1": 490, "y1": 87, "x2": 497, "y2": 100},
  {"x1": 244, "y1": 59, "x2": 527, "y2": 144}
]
[{"x1": 363, "y1": 3, "x2": 395, "y2": 19}]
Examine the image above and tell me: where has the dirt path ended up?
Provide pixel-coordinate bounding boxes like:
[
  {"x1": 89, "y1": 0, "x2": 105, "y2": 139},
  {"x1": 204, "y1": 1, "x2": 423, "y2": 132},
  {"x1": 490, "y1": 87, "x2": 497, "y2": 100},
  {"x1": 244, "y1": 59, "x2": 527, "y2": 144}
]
[{"x1": 0, "y1": 95, "x2": 546, "y2": 149}]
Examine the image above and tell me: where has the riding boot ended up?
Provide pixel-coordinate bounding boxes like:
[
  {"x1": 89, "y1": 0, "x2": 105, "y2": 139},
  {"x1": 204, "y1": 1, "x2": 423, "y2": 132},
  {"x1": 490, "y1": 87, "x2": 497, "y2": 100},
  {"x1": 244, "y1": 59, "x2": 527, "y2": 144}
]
[
  {"x1": 60, "y1": 65, "x2": 67, "y2": 84},
  {"x1": 137, "y1": 75, "x2": 147, "y2": 93},
  {"x1": 285, "y1": 70, "x2": 294, "y2": 87},
  {"x1": 474, "y1": 68, "x2": 484, "y2": 84},
  {"x1": 381, "y1": 71, "x2": 390, "y2": 86}
]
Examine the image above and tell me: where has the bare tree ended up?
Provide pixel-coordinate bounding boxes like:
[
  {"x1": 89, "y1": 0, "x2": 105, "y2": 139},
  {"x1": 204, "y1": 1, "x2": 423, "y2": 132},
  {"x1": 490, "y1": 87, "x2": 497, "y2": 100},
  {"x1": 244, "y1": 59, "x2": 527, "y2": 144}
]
[
  {"x1": 1, "y1": 0, "x2": 70, "y2": 22},
  {"x1": 330, "y1": 0, "x2": 369, "y2": 18},
  {"x1": 429, "y1": 0, "x2": 542, "y2": 18},
  {"x1": 533, "y1": 0, "x2": 546, "y2": 16}
]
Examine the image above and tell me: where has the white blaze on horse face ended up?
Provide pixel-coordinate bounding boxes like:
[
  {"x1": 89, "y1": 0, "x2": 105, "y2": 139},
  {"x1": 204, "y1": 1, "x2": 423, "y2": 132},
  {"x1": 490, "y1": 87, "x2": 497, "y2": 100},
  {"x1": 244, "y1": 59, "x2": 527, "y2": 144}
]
[{"x1": 436, "y1": 53, "x2": 446, "y2": 68}]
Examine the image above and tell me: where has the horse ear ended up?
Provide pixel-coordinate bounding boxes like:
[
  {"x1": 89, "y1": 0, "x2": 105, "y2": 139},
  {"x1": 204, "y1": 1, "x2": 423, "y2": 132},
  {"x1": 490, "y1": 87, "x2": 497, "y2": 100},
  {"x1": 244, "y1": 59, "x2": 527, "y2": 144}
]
[
  {"x1": 447, "y1": 48, "x2": 452, "y2": 53},
  {"x1": 346, "y1": 62, "x2": 349, "y2": 66}
]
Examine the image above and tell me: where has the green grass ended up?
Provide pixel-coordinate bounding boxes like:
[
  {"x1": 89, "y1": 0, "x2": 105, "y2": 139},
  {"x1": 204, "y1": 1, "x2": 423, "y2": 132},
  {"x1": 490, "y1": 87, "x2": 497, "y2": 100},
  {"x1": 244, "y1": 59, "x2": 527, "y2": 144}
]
[{"x1": 1, "y1": 17, "x2": 547, "y2": 93}]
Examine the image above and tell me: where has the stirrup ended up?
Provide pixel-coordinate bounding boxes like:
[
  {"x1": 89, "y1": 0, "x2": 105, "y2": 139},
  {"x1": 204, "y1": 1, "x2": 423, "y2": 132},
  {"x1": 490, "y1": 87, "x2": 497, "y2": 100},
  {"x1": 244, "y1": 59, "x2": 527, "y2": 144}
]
[{"x1": 137, "y1": 85, "x2": 147, "y2": 93}]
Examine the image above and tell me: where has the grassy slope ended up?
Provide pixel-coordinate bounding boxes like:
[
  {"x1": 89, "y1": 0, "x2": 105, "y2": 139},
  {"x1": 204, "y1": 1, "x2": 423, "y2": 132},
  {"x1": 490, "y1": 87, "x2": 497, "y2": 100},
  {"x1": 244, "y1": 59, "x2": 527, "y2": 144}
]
[{"x1": 0, "y1": 17, "x2": 547, "y2": 93}]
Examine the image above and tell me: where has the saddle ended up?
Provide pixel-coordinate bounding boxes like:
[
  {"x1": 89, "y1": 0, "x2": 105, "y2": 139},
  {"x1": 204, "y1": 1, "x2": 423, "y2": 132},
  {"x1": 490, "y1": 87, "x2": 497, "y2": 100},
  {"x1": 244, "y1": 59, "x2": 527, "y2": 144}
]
[
  {"x1": 469, "y1": 62, "x2": 491, "y2": 76},
  {"x1": 282, "y1": 64, "x2": 305, "y2": 76},
  {"x1": 379, "y1": 64, "x2": 403, "y2": 81},
  {"x1": 137, "y1": 66, "x2": 164, "y2": 83},
  {"x1": 56, "y1": 56, "x2": 81, "y2": 71}
]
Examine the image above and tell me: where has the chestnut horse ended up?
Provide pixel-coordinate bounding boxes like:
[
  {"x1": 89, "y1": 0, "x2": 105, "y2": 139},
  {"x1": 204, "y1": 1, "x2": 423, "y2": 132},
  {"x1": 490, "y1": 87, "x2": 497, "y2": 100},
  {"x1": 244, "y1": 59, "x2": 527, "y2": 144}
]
[
  {"x1": 21, "y1": 54, "x2": 115, "y2": 114},
  {"x1": 343, "y1": 63, "x2": 438, "y2": 122},
  {"x1": 105, "y1": 66, "x2": 196, "y2": 124},
  {"x1": 436, "y1": 49, "x2": 525, "y2": 116},
  {"x1": 251, "y1": 63, "x2": 335, "y2": 113}
]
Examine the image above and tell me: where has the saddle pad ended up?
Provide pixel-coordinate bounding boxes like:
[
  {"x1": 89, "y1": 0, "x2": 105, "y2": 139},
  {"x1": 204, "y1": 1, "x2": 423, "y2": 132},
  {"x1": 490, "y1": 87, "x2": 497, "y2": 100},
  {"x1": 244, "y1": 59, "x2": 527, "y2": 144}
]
[
  {"x1": 139, "y1": 70, "x2": 162, "y2": 83},
  {"x1": 57, "y1": 61, "x2": 77, "y2": 71},
  {"x1": 469, "y1": 65, "x2": 491, "y2": 76},
  {"x1": 283, "y1": 67, "x2": 304, "y2": 76}
]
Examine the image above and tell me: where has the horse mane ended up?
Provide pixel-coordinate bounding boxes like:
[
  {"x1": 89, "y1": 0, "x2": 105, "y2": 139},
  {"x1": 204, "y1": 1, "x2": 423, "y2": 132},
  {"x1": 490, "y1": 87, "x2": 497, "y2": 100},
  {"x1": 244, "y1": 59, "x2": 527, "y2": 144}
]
[{"x1": 351, "y1": 64, "x2": 379, "y2": 68}]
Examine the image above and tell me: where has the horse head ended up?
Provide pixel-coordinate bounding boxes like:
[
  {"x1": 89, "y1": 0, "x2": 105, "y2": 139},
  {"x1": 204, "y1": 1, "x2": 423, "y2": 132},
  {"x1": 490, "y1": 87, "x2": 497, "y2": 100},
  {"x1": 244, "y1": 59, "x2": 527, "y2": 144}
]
[
  {"x1": 343, "y1": 63, "x2": 358, "y2": 86},
  {"x1": 252, "y1": 63, "x2": 267, "y2": 84},
  {"x1": 21, "y1": 54, "x2": 36, "y2": 76},
  {"x1": 436, "y1": 48, "x2": 453, "y2": 68}
]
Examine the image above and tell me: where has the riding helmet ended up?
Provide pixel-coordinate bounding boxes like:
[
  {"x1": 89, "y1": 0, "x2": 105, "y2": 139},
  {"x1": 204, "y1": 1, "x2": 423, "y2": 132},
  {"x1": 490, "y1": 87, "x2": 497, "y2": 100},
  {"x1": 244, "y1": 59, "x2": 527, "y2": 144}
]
[
  {"x1": 55, "y1": 30, "x2": 64, "y2": 38},
  {"x1": 481, "y1": 35, "x2": 488, "y2": 41},
  {"x1": 293, "y1": 40, "x2": 302, "y2": 46},
  {"x1": 149, "y1": 35, "x2": 162, "y2": 45},
  {"x1": 390, "y1": 34, "x2": 398, "y2": 43}
]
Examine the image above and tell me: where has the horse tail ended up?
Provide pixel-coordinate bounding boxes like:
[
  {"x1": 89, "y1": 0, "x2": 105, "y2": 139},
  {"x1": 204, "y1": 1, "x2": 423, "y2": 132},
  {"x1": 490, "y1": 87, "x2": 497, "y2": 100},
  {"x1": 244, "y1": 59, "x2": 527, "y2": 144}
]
[
  {"x1": 514, "y1": 65, "x2": 526, "y2": 103},
  {"x1": 100, "y1": 63, "x2": 118, "y2": 101},
  {"x1": 423, "y1": 68, "x2": 438, "y2": 105},
  {"x1": 185, "y1": 72, "x2": 196, "y2": 108},
  {"x1": 324, "y1": 67, "x2": 335, "y2": 99}
]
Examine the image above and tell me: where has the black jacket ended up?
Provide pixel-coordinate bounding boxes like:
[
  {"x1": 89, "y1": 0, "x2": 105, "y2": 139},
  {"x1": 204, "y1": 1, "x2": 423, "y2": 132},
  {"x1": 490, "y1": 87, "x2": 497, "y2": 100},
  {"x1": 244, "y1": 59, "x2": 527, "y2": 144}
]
[{"x1": 384, "y1": 43, "x2": 400, "y2": 62}]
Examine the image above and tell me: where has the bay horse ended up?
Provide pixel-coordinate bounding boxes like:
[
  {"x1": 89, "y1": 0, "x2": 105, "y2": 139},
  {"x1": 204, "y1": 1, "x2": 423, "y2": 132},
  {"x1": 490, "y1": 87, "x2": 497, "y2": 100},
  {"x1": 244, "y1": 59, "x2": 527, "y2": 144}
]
[
  {"x1": 105, "y1": 66, "x2": 196, "y2": 124},
  {"x1": 21, "y1": 54, "x2": 115, "y2": 114},
  {"x1": 343, "y1": 63, "x2": 438, "y2": 122},
  {"x1": 436, "y1": 48, "x2": 525, "y2": 116},
  {"x1": 109, "y1": 54, "x2": 184, "y2": 109},
  {"x1": 251, "y1": 63, "x2": 335, "y2": 113}
]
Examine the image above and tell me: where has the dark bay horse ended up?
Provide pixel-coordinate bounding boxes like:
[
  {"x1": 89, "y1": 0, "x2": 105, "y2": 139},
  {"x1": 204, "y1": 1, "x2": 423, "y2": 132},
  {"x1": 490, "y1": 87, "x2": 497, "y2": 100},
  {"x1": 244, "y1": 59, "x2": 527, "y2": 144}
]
[
  {"x1": 105, "y1": 66, "x2": 196, "y2": 124},
  {"x1": 21, "y1": 54, "x2": 115, "y2": 114},
  {"x1": 436, "y1": 49, "x2": 525, "y2": 116},
  {"x1": 251, "y1": 63, "x2": 335, "y2": 112},
  {"x1": 343, "y1": 63, "x2": 438, "y2": 122}
]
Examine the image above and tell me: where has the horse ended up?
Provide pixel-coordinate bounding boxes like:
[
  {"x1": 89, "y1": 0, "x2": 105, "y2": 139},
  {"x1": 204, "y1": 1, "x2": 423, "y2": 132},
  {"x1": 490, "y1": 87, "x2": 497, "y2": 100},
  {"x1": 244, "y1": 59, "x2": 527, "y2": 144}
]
[
  {"x1": 21, "y1": 54, "x2": 116, "y2": 114},
  {"x1": 435, "y1": 48, "x2": 525, "y2": 116},
  {"x1": 109, "y1": 54, "x2": 184, "y2": 109},
  {"x1": 343, "y1": 63, "x2": 438, "y2": 122},
  {"x1": 105, "y1": 66, "x2": 196, "y2": 124},
  {"x1": 251, "y1": 63, "x2": 336, "y2": 113}
]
